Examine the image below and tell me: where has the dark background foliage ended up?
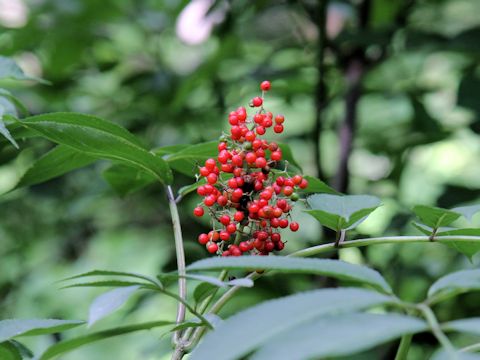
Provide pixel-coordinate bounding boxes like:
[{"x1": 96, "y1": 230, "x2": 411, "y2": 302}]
[{"x1": 1, "y1": 0, "x2": 480, "y2": 358}]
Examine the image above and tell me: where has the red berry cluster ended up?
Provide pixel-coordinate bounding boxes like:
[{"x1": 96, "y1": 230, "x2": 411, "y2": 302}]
[{"x1": 193, "y1": 80, "x2": 307, "y2": 256}]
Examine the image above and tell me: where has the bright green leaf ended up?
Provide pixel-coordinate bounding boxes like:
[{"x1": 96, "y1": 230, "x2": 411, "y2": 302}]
[
  {"x1": 38, "y1": 321, "x2": 172, "y2": 360},
  {"x1": 305, "y1": 194, "x2": 381, "y2": 231},
  {"x1": 88, "y1": 285, "x2": 140, "y2": 327},
  {"x1": 428, "y1": 269, "x2": 480, "y2": 304},
  {"x1": 0, "y1": 108, "x2": 19, "y2": 149},
  {"x1": 0, "y1": 342, "x2": 22, "y2": 360},
  {"x1": 15, "y1": 145, "x2": 95, "y2": 189},
  {"x1": 187, "y1": 256, "x2": 392, "y2": 293},
  {"x1": 301, "y1": 175, "x2": 339, "y2": 194},
  {"x1": 61, "y1": 269, "x2": 161, "y2": 287},
  {"x1": 164, "y1": 141, "x2": 217, "y2": 176},
  {"x1": 193, "y1": 282, "x2": 218, "y2": 306},
  {"x1": 412, "y1": 205, "x2": 461, "y2": 229},
  {"x1": 0, "y1": 319, "x2": 84, "y2": 343},
  {"x1": 190, "y1": 288, "x2": 397, "y2": 360},
  {"x1": 251, "y1": 313, "x2": 426, "y2": 360},
  {"x1": 16, "y1": 113, "x2": 173, "y2": 185}
]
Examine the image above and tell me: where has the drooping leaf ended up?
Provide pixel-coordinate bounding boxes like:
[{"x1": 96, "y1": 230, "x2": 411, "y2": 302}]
[
  {"x1": 301, "y1": 175, "x2": 339, "y2": 194},
  {"x1": 452, "y1": 205, "x2": 480, "y2": 222},
  {"x1": 102, "y1": 164, "x2": 156, "y2": 197},
  {"x1": 187, "y1": 256, "x2": 392, "y2": 294},
  {"x1": 412, "y1": 205, "x2": 461, "y2": 229},
  {"x1": 305, "y1": 194, "x2": 381, "y2": 231},
  {"x1": 0, "y1": 319, "x2": 84, "y2": 343},
  {"x1": 15, "y1": 145, "x2": 95, "y2": 189},
  {"x1": 251, "y1": 313, "x2": 426, "y2": 360},
  {"x1": 16, "y1": 113, "x2": 173, "y2": 185},
  {"x1": 190, "y1": 288, "x2": 397, "y2": 360},
  {"x1": 428, "y1": 269, "x2": 480, "y2": 304},
  {"x1": 88, "y1": 285, "x2": 140, "y2": 327},
  {"x1": 38, "y1": 321, "x2": 172, "y2": 360},
  {"x1": 443, "y1": 317, "x2": 480, "y2": 336}
]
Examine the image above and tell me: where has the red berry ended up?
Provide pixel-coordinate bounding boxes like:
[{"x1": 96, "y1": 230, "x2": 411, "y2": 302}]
[
  {"x1": 193, "y1": 207, "x2": 204, "y2": 217},
  {"x1": 220, "y1": 215, "x2": 231, "y2": 226},
  {"x1": 245, "y1": 152, "x2": 257, "y2": 164},
  {"x1": 199, "y1": 167, "x2": 210, "y2": 177},
  {"x1": 260, "y1": 80, "x2": 271, "y2": 91},
  {"x1": 245, "y1": 131, "x2": 256, "y2": 142},
  {"x1": 252, "y1": 96, "x2": 263, "y2": 107},
  {"x1": 236, "y1": 107, "x2": 247, "y2": 121},
  {"x1": 205, "y1": 158, "x2": 216, "y2": 170},
  {"x1": 255, "y1": 157, "x2": 267, "y2": 168},
  {"x1": 234, "y1": 211, "x2": 245, "y2": 222},
  {"x1": 209, "y1": 231, "x2": 220, "y2": 241},
  {"x1": 239, "y1": 241, "x2": 250, "y2": 252},
  {"x1": 197, "y1": 186, "x2": 207, "y2": 196},
  {"x1": 256, "y1": 126, "x2": 266, "y2": 135},
  {"x1": 263, "y1": 117, "x2": 273, "y2": 128},
  {"x1": 204, "y1": 195, "x2": 216, "y2": 207},
  {"x1": 290, "y1": 222, "x2": 299, "y2": 232},
  {"x1": 292, "y1": 175, "x2": 303, "y2": 185},
  {"x1": 226, "y1": 223, "x2": 237, "y2": 234},
  {"x1": 207, "y1": 243, "x2": 218, "y2": 254},
  {"x1": 271, "y1": 151, "x2": 282, "y2": 161},
  {"x1": 217, "y1": 195, "x2": 228, "y2": 206},
  {"x1": 219, "y1": 230, "x2": 230, "y2": 241},
  {"x1": 299, "y1": 179, "x2": 308, "y2": 189},
  {"x1": 265, "y1": 241, "x2": 275, "y2": 252},
  {"x1": 279, "y1": 218, "x2": 289, "y2": 228},
  {"x1": 274, "y1": 124, "x2": 284, "y2": 133},
  {"x1": 218, "y1": 142, "x2": 227, "y2": 151},
  {"x1": 207, "y1": 173, "x2": 218, "y2": 184},
  {"x1": 232, "y1": 154, "x2": 243, "y2": 167},
  {"x1": 254, "y1": 114, "x2": 264, "y2": 124},
  {"x1": 198, "y1": 233, "x2": 209, "y2": 245},
  {"x1": 275, "y1": 114, "x2": 284, "y2": 124}
]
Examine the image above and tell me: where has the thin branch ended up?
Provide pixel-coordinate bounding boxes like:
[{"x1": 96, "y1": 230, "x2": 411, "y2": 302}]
[{"x1": 418, "y1": 304, "x2": 455, "y2": 355}]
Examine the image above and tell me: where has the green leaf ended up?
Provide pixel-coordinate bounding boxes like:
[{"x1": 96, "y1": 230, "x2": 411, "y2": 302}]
[
  {"x1": 187, "y1": 256, "x2": 392, "y2": 294},
  {"x1": 305, "y1": 194, "x2": 381, "y2": 231},
  {"x1": 190, "y1": 288, "x2": 397, "y2": 360},
  {"x1": 452, "y1": 205, "x2": 480, "y2": 222},
  {"x1": 443, "y1": 317, "x2": 480, "y2": 336},
  {"x1": 178, "y1": 179, "x2": 206, "y2": 199},
  {"x1": 38, "y1": 321, "x2": 172, "y2": 360},
  {"x1": 102, "y1": 164, "x2": 156, "y2": 197},
  {"x1": 277, "y1": 143, "x2": 302, "y2": 171},
  {"x1": 431, "y1": 350, "x2": 480, "y2": 360},
  {"x1": 164, "y1": 141, "x2": 217, "y2": 176},
  {"x1": 7, "y1": 340, "x2": 33, "y2": 359},
  {"x1": 88, "y1": 285, "x2": 140, "y2": 327},
  {"x1": 0, "y1": 89, "x2": 29, "y2": 116},
  {"x1": 193, "y1": 282, "x2": 218, "y2": 305},
  {"x1": 251, "y1": 313, "x2": 426, "y2": 360},
  {"x1": 0, "y1": 56, "x2": 48, "y2": 84},
  {"x1": 0, "y1": 319, "x2": 84, "y2": 343},
  {"x1": 301, "y1": 175, "x2": 339, "y2": 194},
  {"x1": 428, "y1": 269, "x2": 480, "y2": 304},
  {"x1": 61, "y1": 280, "x2": 153, "y2": 290},
  {"x1": 15, "y1": 145, "x2": 95, "y2": 189},
  {"x1": 412, "y1": 205, "x2": 461, "y2": 229},
  {"x1": 16, "y1": 113, "x2": 173, "y2": 185},
  {"x1": 0, "y1": 342, "x2": 22, "y2": 360},
  {"x1": 0, "y1": 108, "x2": 19, "y2": 149},
  {"x1": 61, "y1": 269, "x2": 161, "y2": 287}
]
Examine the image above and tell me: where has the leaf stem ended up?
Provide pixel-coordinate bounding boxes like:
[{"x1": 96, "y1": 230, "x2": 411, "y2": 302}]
[
  {"x1": 394, "y1": 334, "x2": 413, "y2": 360},
  {"x1": 418, "y1": 304, "x2": 455, "y2": 355},
  {"x1": 167, "y1": 186, "x2": 187, "y2": 347}
]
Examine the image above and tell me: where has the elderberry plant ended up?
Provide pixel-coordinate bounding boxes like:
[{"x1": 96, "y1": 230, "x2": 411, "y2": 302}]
[{"x1": 2, "y1": 67, "x2": 480, "y2": 360}]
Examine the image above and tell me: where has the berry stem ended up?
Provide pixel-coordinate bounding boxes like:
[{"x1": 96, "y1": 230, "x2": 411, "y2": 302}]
[{"x1": 167, "y1": 185, "x2": 188, "y2": 348}]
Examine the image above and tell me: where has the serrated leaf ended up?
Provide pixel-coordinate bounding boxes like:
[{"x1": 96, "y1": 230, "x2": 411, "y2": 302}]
[
  {"x1": 428, "y1": 269, "x2": 480, "y2": 304},
  {"x1": 61, "y1": 269, "x2": 161, "y2": 287},
  {"x1": 15, "y1": 145, "x2": 95, "y2": 189},
  {"x1": 412, "y1": 205, "x2": 461, "y2": 229},
  {"x1": 187, "y1": 256, "x2": 392, "y2": 294},
  {"x1": 38, "y1": 321, "x2": 172, "y2": 360},
  {"x1": 251, "y1": 313, "x2": 426, "y2": 360},
  {"x1": 0, "y1": 108, "x2": 19, "y2": 149},
  {"x1": 190, "y1": 288, "x2": 397, "y2": 360},
  {"x1": 305, "y1": 194, "x2": 381, "y2": 231},
  {"x1": 443, "y1": 317, "x2": 480, "y2": 336},
  {"x1": 0, "y1": 56, "x2": 48, "y2": 84},
  {"x1": 301, "y1": 175, "x2": 339, "y2": 194},
  {"x1": 0, "y1": 319, "x2": 84, "y2": 343},
  {"x1": 88, "y1": 285, "x2": 140, "y2": 327},
  {"x1": 102, "y1": 164, "x2": 156, "y2": 197},
  {"x1": 16, "y1": 113, "x2": 173, "y2": 185},
  {"x1": 452, "y1": 205, "x2": 480, "y2": 222}
]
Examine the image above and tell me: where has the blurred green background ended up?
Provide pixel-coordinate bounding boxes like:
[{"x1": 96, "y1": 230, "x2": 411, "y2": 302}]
[{"x1": 1, "y1": 0, "x2": 480, "y2": 359}]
